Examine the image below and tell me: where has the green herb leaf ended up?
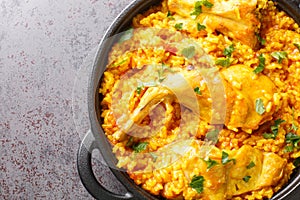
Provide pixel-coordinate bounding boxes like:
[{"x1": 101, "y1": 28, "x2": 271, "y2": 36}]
[
  {"x1": 256, "y1": 33, "x2": 266, "y2": 45},
  {"x1": 197, "y1": 23, "x2": 206, "y2": 31},
  {"x1": 204, "y1": 158, "x2": 218, "y2": 170},
  {"x1": 167, "y1": 11, "x2": 175, "y2": 20},
  {"x1": 263, "y1": 118, "x2": 285, "y2": 139},
  {"x1": 132, "y1": 142, "x2": 148, "y2": 153},
  {"x1": 149, "y1": 152, "x2": 158, "y2": 162},
  {"x1": 190, "y1": 0, "x2": 214, "y2": 18},
  {"x1": 215, "y1": 44, "x2": 234, "y2": 67},
  {"x1": 246, "y1": 161, "x2": 256, "y2": 169},
  {"x1": 271, "y1": 125, "x2": 279, "y2": 137},
  {"x1": 202, "y1": 0, "x2": 214, "y2": 8},
  {"x1": 269, "y1": 119, "x2": 284, "y2": 138},
  {"x1": 194, "y1": 87, "x2": 202, "y2": 95},
  {"x1": 112, "y1": 58, "x2": 128, "y2": 67},
  {"x1": 263, "y1": 130, "x2": 276, "y2": 139},
  {"x1": 190, "y1": 1, "x2": 203, "y2": 18},
  {"x1": 293, "y1": 157, "x2": 300, "y2": 167},
  {"x1": 126, "y1": 136, "x2": 134, "y2": 147},
  {"x1": 284, "y1": 145, "x2": 294, "y2": 153},
  {"x1": 223, "y1": 44, "x2": 234, "y2": 57},
  {"x1": 189, "y1": 175, "x2": 205, "y2": 193},
  {"x1": 206, "y1": 129, "x2": 219, "y2": 143},
  {"x1": 253, "y1": 54, "x2": 266, "y2": 74},
  {"x1": 182, "y1": 46, "x2": 196, "y2": 59},
  {"x1": 157, "y1": 63, "x2": 170, "y2": 83},
  {"x1": 255, "y1": 98, "x2": 265, "y2": 115},
  {"x1": 291, "y1": 107, "x2": 298, "y2": 131},
  {"x1": 136, "y1": 81, "x2": 157, "y2": 94},
  {"x1": 274, "y1": 118, "x2": 285, "y2": 126},
  {"x1": 243, "y1": 176, "x2": 251, "y2": 183},
  {"x1": 136, "y1": 86, "x2": 143, "y2": 94},
  {"x1": 175, "y1": 23, "x2": 183, "y2": 30},
  {"x1": 293, "y1": 43, "x2": 300, "y2": 51},
  {"x1": 119, "y1": 28, "x2": 134, "y2": 43},
  {"x1": 292, "y1": 123, "x2": 299, "y2": 131},
  {"x1": 285, "y1": 132, "x2": 300, "y2": 143},
  {"x1": 215, "y1": 58, "x2": 231, "y2": 67},
  {"x1": 271, "y1": 51, "x2": 288, "y2": 64},
  {"x1": 263, "y1": 133, "x2": 276, "y2": 139},
  {"x1": 222, "y1": 151, "x2": 236, "y2": 165},
  {"x1": 285, "y1": 132, "x2": 300, "y2": 150}
]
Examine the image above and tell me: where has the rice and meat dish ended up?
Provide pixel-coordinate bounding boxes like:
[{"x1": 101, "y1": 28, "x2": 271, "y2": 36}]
[{"x1": 99, "y1": 0, "x2": 300, "y2": 199}]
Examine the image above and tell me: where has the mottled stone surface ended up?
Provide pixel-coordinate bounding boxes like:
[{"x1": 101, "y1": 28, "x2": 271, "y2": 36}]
[
  {"x1": 0, "y1": 0, "x2": 131, "y2": 199},
  {"x1": 1, "y1": 0, "x2": 300, "y2": 199}
]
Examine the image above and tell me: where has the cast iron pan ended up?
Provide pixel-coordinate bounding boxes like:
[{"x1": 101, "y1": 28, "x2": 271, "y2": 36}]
[{"x1": 77, "y1": 0, "x2": 300, "y2": 199}]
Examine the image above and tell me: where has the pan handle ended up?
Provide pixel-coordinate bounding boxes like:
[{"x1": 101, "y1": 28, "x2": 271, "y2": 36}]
[{"x1": 77, "y1": 131, "x2": 134, "y2": 200}]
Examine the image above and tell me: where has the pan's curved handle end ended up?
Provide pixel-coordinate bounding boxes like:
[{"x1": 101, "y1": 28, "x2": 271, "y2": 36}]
[{"x1": 77, "y1": 131, "x2": 133, "y2": 200}]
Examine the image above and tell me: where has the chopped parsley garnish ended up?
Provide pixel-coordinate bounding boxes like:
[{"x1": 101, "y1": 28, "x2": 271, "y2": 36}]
[
  {"x1": 149, "y1": 152, "x2": 158, "y2": 162},
  {"x1": 197, "y1": 23, "x2": 206, "y2": 31},
  {"x1": 263, "y1": 119, "x2": 285, "y2": 139},
  {"x1": 215, "y1": 58, "x2": 231, "y2": 67},
  {"x1": 271, "y1": 51, "x2": 288, "y2": 64},
  {"x1": 221, "y1": 151, "x2": 236, "y2": 165},
  {"x1": 189, "y1": 175, "x2": 205, "y2": 193},
  {"x1": 291, "y1": 107, "x2": 298, "y2": 131},
  {"x1": 167, "y1": 11, "x2": 175, "y2": 20},
  {"x1": 190, "y1": 1, "x2": 203, "y2": 18},
  {"x1": 112, "y1": 58, "x2": 128, "y2": 67},
  {"x1": 167, "y1": 10, "x2": 172, "y2": 17},
  {"x1": 181, "y1": 46, "x2": 196, "y2": 59},
  {"x1": 136, "y1": 81, "x2": 157, "y2": 94},
  {"x1": 274, "y1": 118, "x2": 285, "y2": 126},
  {"x1": 132, "y1": 142, "x2": 148, "y2": 153},
  {"x1": 255, "y1": 98, "x2": 265, "y2": 115},
  {"x1": 206, "y1": 129, "x2": 219, "y2": 143},
  {"x1": 136, "y1": 86, "x2": 143, "y2": 94},
  {"x1": 126, "y1": 136, "x2": 134, "y2": 147},
  {"x1": 194, "y1": 87, "x2": 202, "y2": 95},
  {"x1": 203, "y1": 158, "x2": 218, "y2": 170},
  {"x1": 253, "y1": 54, "x2": 265, "y2": 74},
  {"x1": 285, "y1": 133, "x2": 300, "y2": 148},
  {"x1": 190, "y1": 0, "x2": 213, "y2": 18},
  {"x1": 293, "y1": 43, "x2": 300, "y2": 51},
  {"x1": 263, "y1": 133, "x2": 276, "y2": 139},
  {"x1": 246, "y1": 161, "x2": 256, "y2": 169},
  {"x1": 255, "y1": 33, "x2": 266, "y2": 45},
  {"x1": 215, "y1": 44, "x2": 234, "y2": 67},
  {"x1": 119, "y1": 28, "x2": 134, "y2": 43},
  {"x1": 292, "y1": 123, "x2": 299, "y2": 131},
  {"x1": 243, "y1": 176, "x2": 251, "y2": 183},
  {"x1": 293, "y1": 157, "x2": 300, "y2": 167},
  {"x1": 223, "y1": 44, "x2": 235, "y2": 57},
  {"x1": 284, "y1": 145, "x2": 294, "y2": 153},
  {"x1": 174, "y1": 23, "x2": 183, "y2": 30},
  {"x1": 202, "y1": 0, "x2": 214, "y2": 8},
  {"x1": 157, "y1": 63, "x2": 170, "y2": 82}
]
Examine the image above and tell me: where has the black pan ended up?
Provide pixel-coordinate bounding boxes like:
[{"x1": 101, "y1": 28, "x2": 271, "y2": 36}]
[{"x1": 77, "y1": 0, "x2": 300, "y2": 199}]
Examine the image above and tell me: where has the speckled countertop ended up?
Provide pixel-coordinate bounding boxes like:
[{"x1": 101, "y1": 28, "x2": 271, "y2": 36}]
[
  {"x1": 0, "y1": 0, "x2": 131, "y2": 199},
  {"x1": 2, "y1": 0, "x2": 300, "y2": 200}
]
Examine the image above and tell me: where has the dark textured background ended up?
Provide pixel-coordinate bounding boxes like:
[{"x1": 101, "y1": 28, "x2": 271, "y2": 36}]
[{"x1": 0, "y1": 0, "x2": 131, "y2": 199}]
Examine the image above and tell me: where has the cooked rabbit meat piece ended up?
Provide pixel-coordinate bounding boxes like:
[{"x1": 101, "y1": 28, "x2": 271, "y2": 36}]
[
  {"x1": 220, "y1": 65, "x2": 277, "y2": 132},
  {"x1": 226, "y1": 145, "x2": 286, "y2": 196},
  {"x1": 167, "y1": 0, "x2": 260, "y2": 48}
]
